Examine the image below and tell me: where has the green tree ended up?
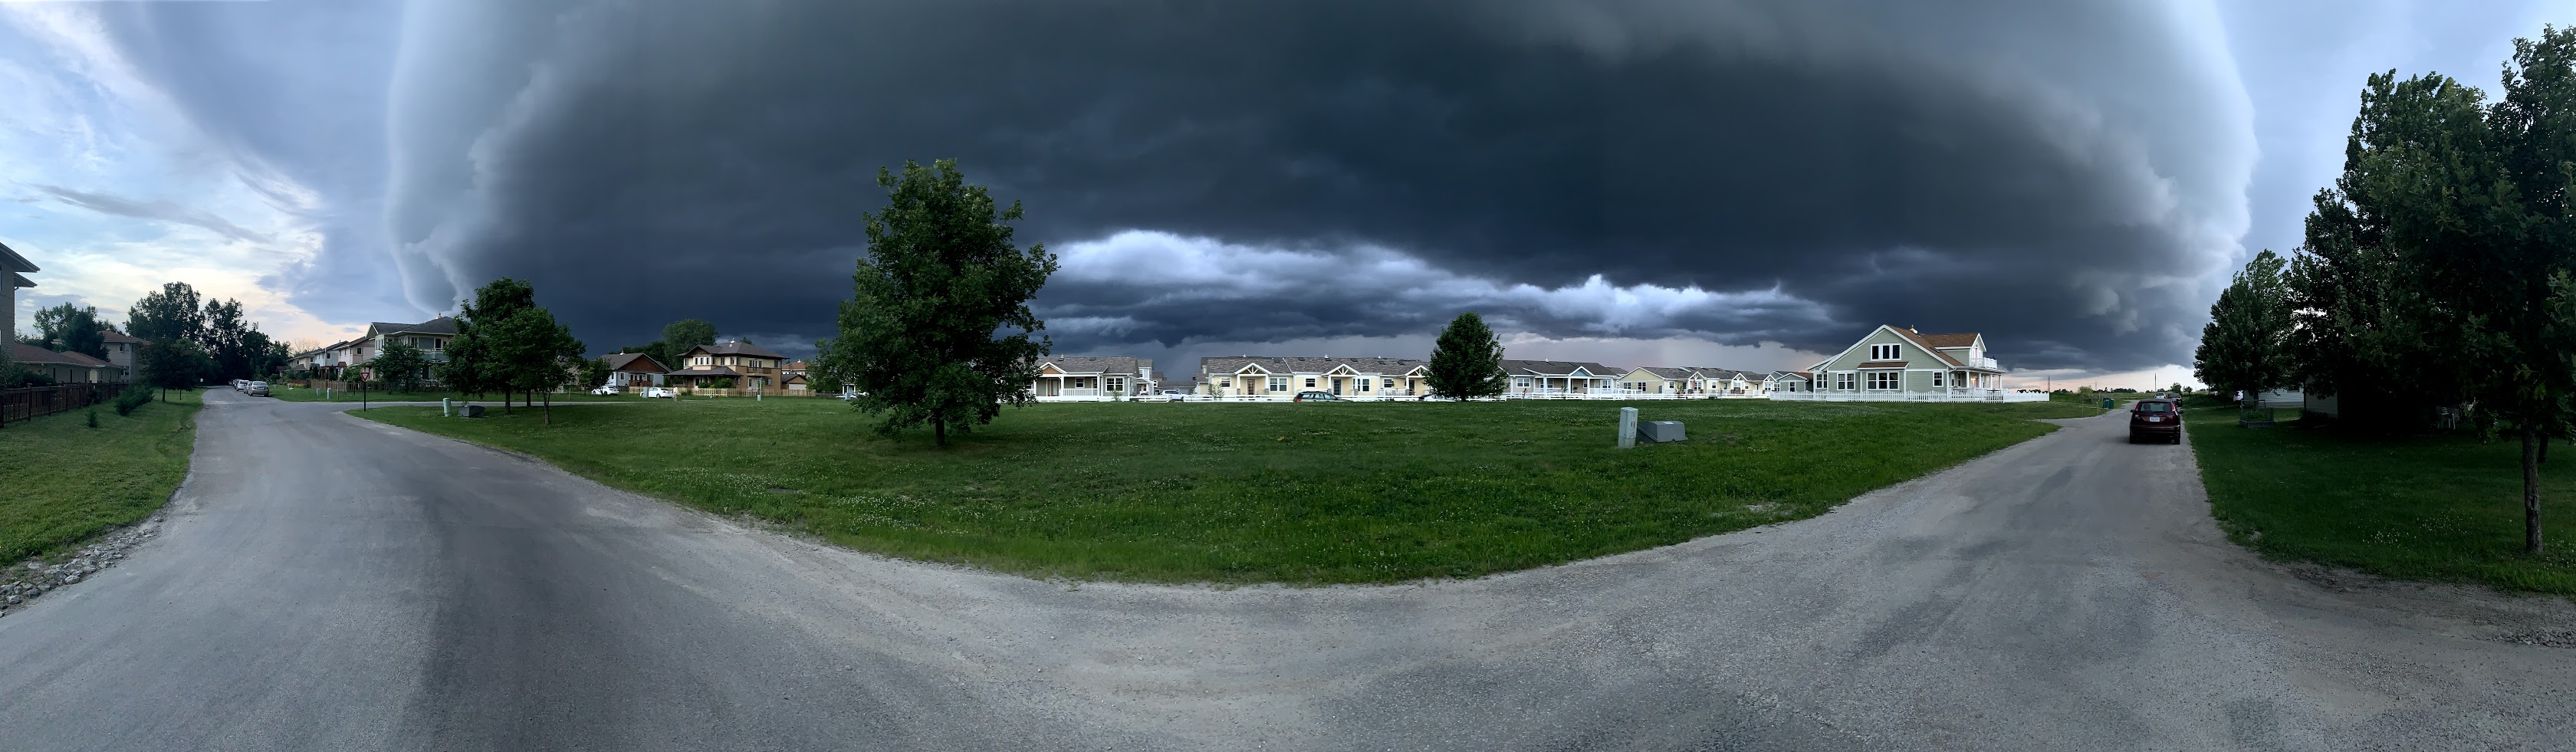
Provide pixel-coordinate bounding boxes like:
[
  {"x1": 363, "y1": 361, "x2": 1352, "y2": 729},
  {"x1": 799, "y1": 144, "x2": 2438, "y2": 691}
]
[
  {"x1": 2466, "y1": 28, "x2": 2576, "y2": 555},
  {"x1": 661, "y1": 319, "x2": 717, "y2": 351},
  {"x1": 488, "y1": 305, "x2": 586, "y2": 425},
  {"x1": 820, "y1": 159, "x2": 1056, "y2": 446},
  {"x1": 125, "y1": 282, "x2": 205, "y2": 346},
  {"x1": 31, "y1": 303, "x2": 107, "y2": 359},
  {"x1": 137, "y1": 340, "x2": 212, "y2": 401},
  {"x1": 1426, "y1": 311, "x2": 1509, "y2": 399},
  {"x1": 2193, "y1": 250, "x2": 2294, "y2": 402},
  {"x1": 367, "y1": 341, "x2": 432, "y2": 392},
  {"x1": 442, "y1": 278, "x2": 539, "y2": 409}
]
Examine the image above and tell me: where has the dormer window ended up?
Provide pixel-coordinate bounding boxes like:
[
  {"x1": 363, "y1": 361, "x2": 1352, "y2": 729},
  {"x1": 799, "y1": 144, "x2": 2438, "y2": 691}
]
[{"x1": 1871, "y1": 344, "x2": 1901, "y2": 360}]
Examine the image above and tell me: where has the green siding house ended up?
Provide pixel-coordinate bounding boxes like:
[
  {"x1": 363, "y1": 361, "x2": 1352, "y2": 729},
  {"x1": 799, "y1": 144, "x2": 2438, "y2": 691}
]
[{"x1": 1778, "y1": 325, "x2": 2042, "y2": 402}]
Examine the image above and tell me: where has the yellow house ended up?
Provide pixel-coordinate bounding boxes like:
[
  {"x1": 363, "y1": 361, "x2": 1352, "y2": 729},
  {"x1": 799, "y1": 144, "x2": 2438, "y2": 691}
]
[{"x1": 1195, "y1": 356, "x2": 1428, "y2": 399}]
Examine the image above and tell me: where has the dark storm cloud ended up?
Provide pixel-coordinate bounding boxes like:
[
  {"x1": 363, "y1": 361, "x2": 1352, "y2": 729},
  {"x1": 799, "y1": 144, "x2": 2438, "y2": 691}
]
[
  {"x1": 34, "y1": 185, "x2": 270, "y2": 244},
  {"x1": 380, "y1": 0, "x2": 2249, "y2": 368}
]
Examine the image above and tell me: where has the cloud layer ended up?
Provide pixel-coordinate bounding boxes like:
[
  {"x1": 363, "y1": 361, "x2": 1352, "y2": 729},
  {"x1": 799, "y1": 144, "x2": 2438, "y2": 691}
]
[{"x1": 59, "y1": 0, "x2": 2266, "y2": 372}]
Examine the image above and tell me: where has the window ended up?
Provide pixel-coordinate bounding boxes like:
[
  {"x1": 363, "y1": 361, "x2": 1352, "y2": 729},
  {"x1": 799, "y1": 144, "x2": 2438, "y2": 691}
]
[
  {"x1": 1270, "y1": 376, "x2": 1289, "y2": 392},
  {"x1": 1835, "y1": 373, "x2": 1855, "y2": 390},
  {"x1": 1931, "y1": 372, "x2": 1944, "y2": 387},
  {"x1": 1304, "y1": 377, "x2": 1316, "y2": 388},
  {"x1": 1871, "y1": 343, "x2": 1900, "y2": 360},
  {"x1": 2138, "y1": 402, "x2": 2172, "y2": 412},
  {"x1": 1866, "y1": 372, "x2": 1900, "y2": 389},
  {"x1": 1382, "y1": 378, "x2": 1395, "y2": 388},
  {"x1": 1356, "y1": 378, "x2": 1372, "y2": 392},
  {"x1": 1217, "y1": 378, "x2": 1231, "y2": 388},
  {"x1": 1514, "y1": 376, "x2": 1531, "y2": 388}
]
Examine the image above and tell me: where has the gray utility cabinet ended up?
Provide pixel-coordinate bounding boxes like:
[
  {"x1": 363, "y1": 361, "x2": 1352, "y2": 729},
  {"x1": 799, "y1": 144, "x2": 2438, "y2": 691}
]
[{"x1": 1639, "y1": 420, "x2": 1686, "y2": 443}]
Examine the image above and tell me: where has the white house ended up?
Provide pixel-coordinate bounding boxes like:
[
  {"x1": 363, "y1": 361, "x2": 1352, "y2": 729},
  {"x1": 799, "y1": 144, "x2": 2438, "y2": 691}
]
[
  {"x1": 1193, "y1": 356, "x2": 1424, "y2": 399},
  {"x1": 1033, "y1": 356, "x2": 1158, "y2": 401},
  {"x1": 602, "y1": 353, "x2": 669, "y2": 389},
  {"x1": 1778, "y1": 325, "x2": 2041, "y2": 402},
  {"x1": 1501, "y1": 360, "x2": 1624, "y2": 396}
]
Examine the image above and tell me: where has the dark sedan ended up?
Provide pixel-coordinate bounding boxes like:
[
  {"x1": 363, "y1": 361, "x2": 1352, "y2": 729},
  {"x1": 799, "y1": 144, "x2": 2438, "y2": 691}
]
[{"x1": 2128, "y1": 399, "x2": 2183, "y2": 444}]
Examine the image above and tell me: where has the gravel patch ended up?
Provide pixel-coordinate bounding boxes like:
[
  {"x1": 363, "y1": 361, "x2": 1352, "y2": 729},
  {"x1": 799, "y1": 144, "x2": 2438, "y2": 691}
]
[{"x1": 0, "y1": 514, "x2": 163, "y2": 617}]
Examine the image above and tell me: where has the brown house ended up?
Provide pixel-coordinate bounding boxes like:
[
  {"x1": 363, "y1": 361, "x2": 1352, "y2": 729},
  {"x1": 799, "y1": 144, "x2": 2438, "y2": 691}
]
[
  {"x1": 602, "y1": 353, "x2": 669, "y2": 388},
  {"x1": 667, "y1": 342, "x2": 790, "y2": 390}
]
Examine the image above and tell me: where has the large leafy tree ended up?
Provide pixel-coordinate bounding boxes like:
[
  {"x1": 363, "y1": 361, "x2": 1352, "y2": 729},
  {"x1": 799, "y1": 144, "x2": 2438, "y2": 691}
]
[
  {"x1": 137, "y1": 339, "x2": 213, "y2": 401},
  {"x1": 367, "y1": 341, "x2": 432, "y2": 392},
  {"x1": 1426, "y1": 311, "x2": 1509, "y2": 399},
  {"x1": 442, "y1": 278, "x2": 539, "y2": 407},
  {"x1": 125, "y1": 282, "x2": 205, "y2": 346},
  {"x1": 31, "y1": 304, "x2": 107, "y2": 359},
  {"x1": 661, "y1": 319, "x2": 716, "y2": 351},
  {"x1": 821, "y1": 159, "x2": 1056, "y2": 446},
  {"x1": 489, "y1": 305, "x2": 586, "y2": 425},
  {"x1": 2467, "y1": 28, "x2": 2576, "y2": 555},
  {"x1": 2193, "y1": 250, "x2": 2294, "y2": 402}
]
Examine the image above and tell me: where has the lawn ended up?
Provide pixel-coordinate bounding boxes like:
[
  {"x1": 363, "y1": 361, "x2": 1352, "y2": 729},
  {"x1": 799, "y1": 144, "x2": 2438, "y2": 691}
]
[
  {"x1": 267, "y1": 384, "x2": 633, "y2": 403},
  {"x1": 0, "y1": 389, "x2": 201, "y2": 562},
  {"x1": 362, "y1": 397, "x2": 2097, "y2": 584},
  {"x1": 2187, "y1": 397, "x2": 2576, "y2": 595}
]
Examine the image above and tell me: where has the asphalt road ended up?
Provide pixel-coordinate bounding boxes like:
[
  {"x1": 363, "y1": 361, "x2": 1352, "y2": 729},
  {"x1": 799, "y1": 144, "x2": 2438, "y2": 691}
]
[{"x1": 0, "y1": 392, "x2": 2568, "y2": 751}]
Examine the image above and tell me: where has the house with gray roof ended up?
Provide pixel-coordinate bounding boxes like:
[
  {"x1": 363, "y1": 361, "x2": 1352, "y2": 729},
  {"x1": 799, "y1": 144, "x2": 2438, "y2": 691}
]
[
  {"x1": 601, "y1": 353, "x2": 669, "y2": 389},
  {"x1": 1778, "y1": 325, "x2": 2041, "y2": 402},
  {"x1": 1613, "y1": 366, "x2": 1770, "y2": 397},
  {"x1": 1194, "y1": 356, "x2": 1426, "y2": 399},
  {"x1": 1032, "y1": 356, "x2": 1157, "y2": 401},
  {"x1": 670, "y1": 341, "x2": 790, "y2": 391},
  {"x1": 1499, "y1": 360, "x2": 1624, "y2": 396}
]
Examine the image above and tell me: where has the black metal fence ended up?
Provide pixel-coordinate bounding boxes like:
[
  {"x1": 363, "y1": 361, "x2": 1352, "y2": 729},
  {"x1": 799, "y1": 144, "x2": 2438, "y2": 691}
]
[{"x1": 0, "y1": 383, "x2": 126, "y2": 426}]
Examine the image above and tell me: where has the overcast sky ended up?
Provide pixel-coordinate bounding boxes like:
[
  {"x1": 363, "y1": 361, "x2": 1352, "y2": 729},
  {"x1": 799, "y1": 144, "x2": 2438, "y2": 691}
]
[{"x1": 2, "y1": 1, "x2": 2567, "y2": 386}]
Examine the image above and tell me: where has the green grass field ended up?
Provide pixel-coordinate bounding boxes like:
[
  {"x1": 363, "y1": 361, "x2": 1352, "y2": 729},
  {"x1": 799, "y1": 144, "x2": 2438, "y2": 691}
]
[
  {"x1": 360, "y1": 397, "x2": 2097, "y2": 584},
  {"x1": 0, "y1": 389, "x2": 201, "y2": 562},
  {"x1": 2187, "y1": 396, "x2": 2576, "y2": 595}
]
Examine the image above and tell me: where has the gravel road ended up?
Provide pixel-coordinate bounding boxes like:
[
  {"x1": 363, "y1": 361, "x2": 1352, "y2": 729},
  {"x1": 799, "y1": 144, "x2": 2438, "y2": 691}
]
[{"x1": 0, "y1": 391, "x2": 2565, "y2": 751}]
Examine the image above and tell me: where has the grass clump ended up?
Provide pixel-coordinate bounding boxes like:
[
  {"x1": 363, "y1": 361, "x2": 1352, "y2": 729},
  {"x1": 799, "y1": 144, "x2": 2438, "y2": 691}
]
[
  {"x1": 2190, "y1": 401, "x2": 2576, "y2": 595},
  {"x1": 365, "y1": 398, "x2": 2092, "y2": 584},
  {"x1": 0, "y1": 389, "x2": 199, "y2": 561}
]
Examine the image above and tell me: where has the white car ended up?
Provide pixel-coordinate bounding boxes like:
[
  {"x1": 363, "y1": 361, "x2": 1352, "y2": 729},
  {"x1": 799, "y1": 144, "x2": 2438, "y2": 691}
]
[
  {"x1": 232, "y1": 379, "x2": 247, "y2": 391},
  {"x1": 641, "y1": 387, "x2": 676, "y2": 399},
  {"x1": 590, "y1": 385, "x2": 621, "y2": 396},
  {"x1": 1159, "y1": 389, "x2": 1187, "y2": 401}
]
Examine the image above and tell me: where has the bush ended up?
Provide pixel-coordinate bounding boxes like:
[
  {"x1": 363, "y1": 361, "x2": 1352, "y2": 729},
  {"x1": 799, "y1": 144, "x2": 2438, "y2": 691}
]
[
  {"x1": 86, "y1": 409, "x2": 98, "y2": 429},
  {"x1": 112, "y1": 383, "x2": 151, "y2": 416}
]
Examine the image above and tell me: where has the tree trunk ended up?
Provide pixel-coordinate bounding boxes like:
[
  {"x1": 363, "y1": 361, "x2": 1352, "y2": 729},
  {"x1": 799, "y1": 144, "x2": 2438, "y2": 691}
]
[
  {"x1": 2523, "y1": 425, "x2": 2545, "y2": 556},
  {"x1": 503, "y1": 389, "x2": 513, "y2": 415},
  {"x1": 934, "y1": 419, "x2": 948, "y2": 447},
  {"x1": 543, "y1": 392, "x2": 551, "y2": 425}
]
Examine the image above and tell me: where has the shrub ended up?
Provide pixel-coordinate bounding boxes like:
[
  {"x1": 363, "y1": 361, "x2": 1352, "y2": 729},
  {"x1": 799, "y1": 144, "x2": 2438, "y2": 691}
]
[
  {"x1": 112, "y1": 383, "x2": 151, "y2": 416},
  {"x1": 87, "y1": 409, "x2": 98, "y2": 429}
]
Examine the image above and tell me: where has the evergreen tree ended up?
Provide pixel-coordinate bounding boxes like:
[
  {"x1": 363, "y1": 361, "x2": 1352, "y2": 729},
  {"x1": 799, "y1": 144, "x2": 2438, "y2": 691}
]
[
  {"x1": 1425, "y1": 311, "x2": 1509, "y2": 399},
  {"x1": 820, "y1": 159, "x2": 1055, "y2": 446}
]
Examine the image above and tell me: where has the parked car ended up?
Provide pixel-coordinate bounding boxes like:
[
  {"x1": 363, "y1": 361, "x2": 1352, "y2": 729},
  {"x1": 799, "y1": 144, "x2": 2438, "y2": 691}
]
[
  {"x1": 642, "y1": 387, "x2": 676, "y2": 399},
  {"x1": 1292, "y1": 391, "x2": 1341, "y2": 402},
  {"x1": 245, "y1": 381, "x2": 269, "y2": 397},
  {"x1": 1159, "y1": 389, "x2": 1187, "y2": 401},
  {"x1": 2128, "y1": 399, "x2": 2182, "y2": 444},
  {"x1": 589, "y1": 385, "x2": 621, "y2": 396},
  {"x1": 232, "y1": 379, "x2": 246, "y2": 391}
]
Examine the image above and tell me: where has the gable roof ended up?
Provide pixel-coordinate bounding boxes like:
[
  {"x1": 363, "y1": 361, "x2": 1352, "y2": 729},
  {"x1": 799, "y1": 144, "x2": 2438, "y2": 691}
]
[
  {"x1": 369, "y1": 317, "x2": 458, "y2": 337},
  {"x1": 9, "y1": 343, "x2": 105, "y2": 367},
  {"x1": 679, "y1": 341, "x2": 787, "y2": 360},
  {"x1": 1885, "y1": 327, "x2": 1967, "y2": 366},
  {"x1": 1500, "y1": 359, "x2": 1622, "y2": 377},
  {"x1": 603, "y1": 353, "x2": 668, "y2": 373},
  {"x1": 0, "y1": 240, "x2": 35, "y2": 275},
  {"x1": 1038, "y1": 356, "x2": 1152, "y2": 376},
  {"x1": 99, "y1": 330, "x2": 144, "y2": 344},
  {"x1": 1914, "y1": 332, "x2": 1980, "y2": 349},
  {"x1": 1632, "y1": 366, "x2": 1698, "y2": 379},
  {"x1": 1201, "y1": 356, "x2": 1425, "y2": 376}
]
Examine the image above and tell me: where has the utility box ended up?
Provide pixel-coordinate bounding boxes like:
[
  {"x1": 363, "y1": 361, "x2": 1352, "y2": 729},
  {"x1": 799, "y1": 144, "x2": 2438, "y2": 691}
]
[
  {"x1": 1641, "y1": 420, "x2": 1687, "y2": 443},
  {"x1": 458, "y1": 405, "x2": 487, "y2": 419}
]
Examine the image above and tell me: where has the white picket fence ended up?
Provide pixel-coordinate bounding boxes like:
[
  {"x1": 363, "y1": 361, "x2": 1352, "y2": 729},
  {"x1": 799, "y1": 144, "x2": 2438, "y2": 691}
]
[{"x1": 1769, "y1": 389, "x2": 2049, "y2": 403}]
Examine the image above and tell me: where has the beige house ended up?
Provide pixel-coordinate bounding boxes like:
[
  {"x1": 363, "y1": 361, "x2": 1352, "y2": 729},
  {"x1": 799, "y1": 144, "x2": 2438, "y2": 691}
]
[
  {"x1": 100, "y1": 330, "x2": 143, "y2": 381},
  {"x1": 1779, "y1": 325, "x2": 2040, "y2": 402},
  {"x1": 668, "y1": 342, "x2": 790, "y2": 390},
  {"x1": 1031, "y1": 356, "x2": 1157, "y2": 401},
  {"x1": 1501, "y1": 360, "x2": 1623, "y2": 396},
  {"x1": 9, "y1": 343, "x2": 112, "y2": 383},
  {"x1": 1194, "y1": 356, "x2": 1428, "y2": 399}
]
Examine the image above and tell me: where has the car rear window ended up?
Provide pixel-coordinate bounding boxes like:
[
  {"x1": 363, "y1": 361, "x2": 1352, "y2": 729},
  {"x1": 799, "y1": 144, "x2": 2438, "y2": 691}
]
[{"x1": 2137, "y1": 402, "x2": 2173, "y2": 412}]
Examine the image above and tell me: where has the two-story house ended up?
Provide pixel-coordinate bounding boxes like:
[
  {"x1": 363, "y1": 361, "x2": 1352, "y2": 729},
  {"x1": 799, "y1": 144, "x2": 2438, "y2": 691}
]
[
  {"x1": 1030, "y1": 356, "x2": 1157, "y2": 401},
  {"x1": 602, "y1": 353, "x2": 669, "y2": 389},
  {"x1": 1194, "y1": 356, "x2": 1427, "y2": 399},
  {"x1": 667, "y1": 341, "x2": 790, "y2": 390},
  {"x1": 1784, "y1": 325, "x2": 2039, "y2": 402},
  {"x1": 99, "y1": 330, "x2": 143, "y2": 381}
]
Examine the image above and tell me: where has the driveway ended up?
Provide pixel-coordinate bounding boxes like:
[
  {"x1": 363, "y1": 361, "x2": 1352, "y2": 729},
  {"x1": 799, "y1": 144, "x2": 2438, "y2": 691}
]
[{"x1": 0, "y1": 392, "x2": 2566, "y2": 751}]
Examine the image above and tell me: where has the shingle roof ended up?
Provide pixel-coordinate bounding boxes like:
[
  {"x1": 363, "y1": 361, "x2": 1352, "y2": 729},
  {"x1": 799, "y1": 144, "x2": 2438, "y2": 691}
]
[
  {"x1": 1914, "y1": 332, "x2": 1980, "y2": 349},
  {"x1": 1886, "y1": 327, "x2": 1966, "y2": 366},
  {"x1": 370, "y1": 317, "x2": 458, "y2": 337},
  {"x1": 1500, "y1": 359, "x2": 1622, "y2": 376},
  {"x1": 667, "y1": 366, "x2": 743, "y2": 377},
  {"x1": 1201, "y1": 356, "x2": 1426, "y2": 375},
  {"x1": 1858, "y1": 360, "x2": 1911, "y2": 369},
  {"x1": 1634, "y1": 366, "x2": 1699, "y2": 379},
  {"x1": 603, "y1": 353, "x2": 668, "y2": 373},
  {"x1": 99, "y1": 330, "x2": 144, "y2": 344},
  {"x1": 683, "y1": 342, "x2": 787, "y2": 360},
  {"x1": 8, "y1": 343, "x2": 104, "y2": 366},
  {"x1": 1038, "y1": 356, "x2": 1152, "y2": 376}
]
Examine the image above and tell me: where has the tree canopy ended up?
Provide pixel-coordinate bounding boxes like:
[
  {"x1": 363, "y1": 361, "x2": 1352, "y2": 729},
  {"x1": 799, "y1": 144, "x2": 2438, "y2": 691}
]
[
  {"x1": 1426, "y1": 311, "x2": 1508, "y2": 400},
  {"x1": 820, "y1": 159, "x2": 1056, "y2": 446},
  {"x1": 31, "y1": 304, "x2": 107, "y2": 360},
  {"x1": 2193, "y1": 250, "x2": 2292, "y2": 401}
]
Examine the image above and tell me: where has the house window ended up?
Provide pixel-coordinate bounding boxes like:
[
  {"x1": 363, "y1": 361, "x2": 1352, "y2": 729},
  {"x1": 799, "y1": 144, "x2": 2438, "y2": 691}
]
[
  {"x1": 1217, "y1": 378, "x2": 1231, "y2": 388},
  {"x1": 1871, "y1": 344, "x2": 1900, "y2": 360},
  {"x1": 1932, "y1": 372, "x2": 1944, "y2": 387},
  {"x1": 1106, "y1": 376, "x2": 1125, "y2": 393},
  {"x1": 1381, "y1": 378, "x2": 1395, "y2": 389},
  {"x1": 1866, "y1": 372, "x2": 1901, "y2": 389},
  {"x1": 1304, "y1": 377, "x2": 1316, "y2": 388},
  {"x1": 1357, "y1": 379, "x2": 1372, "y2": 392},
  {"x1": 1269, "y1": 376, "x2": 1289, "y2": 392},
  {"x1": 1836, "y1": 373, "x2": 1855, "y2": 390},
  {"x1": 1514, "y1": 376, "x2": 1531, "y2": 388}
]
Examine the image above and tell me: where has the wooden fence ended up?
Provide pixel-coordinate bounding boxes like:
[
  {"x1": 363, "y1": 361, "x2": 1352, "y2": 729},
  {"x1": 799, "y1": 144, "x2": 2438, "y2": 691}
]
[{"x1": 0, "y1": 383, "x2": 127, "y2": 426}]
